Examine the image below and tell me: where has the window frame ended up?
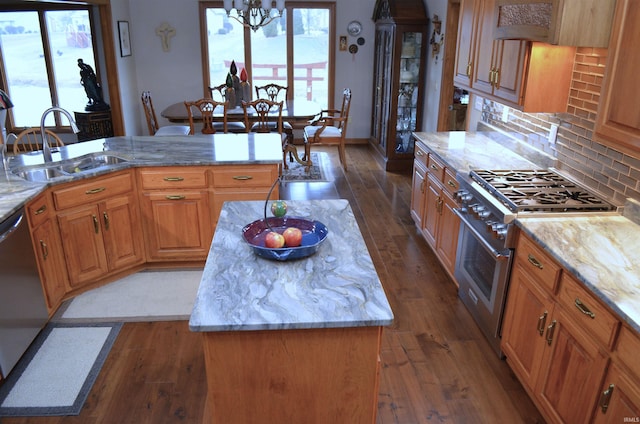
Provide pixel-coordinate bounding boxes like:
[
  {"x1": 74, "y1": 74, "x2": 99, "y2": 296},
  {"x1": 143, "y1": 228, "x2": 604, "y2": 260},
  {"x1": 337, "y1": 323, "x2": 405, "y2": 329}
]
[
  {"x1": 0, "y1": 2, "x2": 102, "y2": 133},
  {"x1": 198, "y1": 1, "x2": 335, "y2": 109}
]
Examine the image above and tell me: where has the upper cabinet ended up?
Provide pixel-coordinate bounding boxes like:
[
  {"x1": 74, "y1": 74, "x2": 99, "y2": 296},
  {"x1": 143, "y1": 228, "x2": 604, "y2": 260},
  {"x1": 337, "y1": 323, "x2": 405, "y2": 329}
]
[
  {"x1": 494, "y1": 0, "x2": 616, "y2": 48},
  {"x1": 594, "y1": 0, "x2": 640, "y2": 156},
  {"x1": 370, "y1": 0, "x2": 427, "y2": 172},
  {"x1": 454, "y1": 0, "x2": 575, "y2": 113}
]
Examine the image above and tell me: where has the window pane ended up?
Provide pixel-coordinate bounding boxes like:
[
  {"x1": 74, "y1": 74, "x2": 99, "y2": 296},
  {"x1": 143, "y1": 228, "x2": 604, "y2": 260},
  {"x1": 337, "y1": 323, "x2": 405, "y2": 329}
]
[
  {"x1": 0, "y1": 11, "x2": 49, "y2": 127},
  {"x1": 205, "y1": 8, "x2": 246, "y2": 99},
  {"x1": 251, "y1": 11, "x2": 286, "y2": 98},
  {"x1": 293, "y1": 8, "x2": 328, "y2": 108},
  {"x1": 46, "y1": 10, "x2": 95, "y2": 119}
]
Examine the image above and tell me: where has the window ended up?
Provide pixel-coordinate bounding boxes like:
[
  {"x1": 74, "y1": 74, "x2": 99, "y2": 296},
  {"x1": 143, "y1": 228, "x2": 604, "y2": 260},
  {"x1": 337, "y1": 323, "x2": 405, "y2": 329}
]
[
  {"x1": 0, "y1": 4, "x2": 99, "y2": 131},
  {"x1": 200, "y1": 2, "x2": 334, "y2": 109}
]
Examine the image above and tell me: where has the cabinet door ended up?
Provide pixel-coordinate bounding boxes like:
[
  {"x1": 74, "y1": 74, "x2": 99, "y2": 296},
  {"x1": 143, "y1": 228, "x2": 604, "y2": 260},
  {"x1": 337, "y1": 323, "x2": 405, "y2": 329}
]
[
  {"x1": 501, "y1": 263, "x2": 554, "y2": 389},
  {"x1": 593, "y1": 363, "x2": 640, "y2": 423},
  {"x1": 536, "y1": 306, "x2": 609, "y2": 424},
  {"x1": 101, "y1": 194, "x2": 144, "y2": 271},
  {"x1": 453, "y1": 0, "x2": 478, "y2": 88},
  {"x1": 421, "y1": 174, "x2": 440, "y2": 248},
  {"x1": 140, "y1": 190, "x2": 213, "y2": 261},
  {"x1": 471, "y1": 0, "x2": 496, "y2": 97},
  {"x1": 58, "y1": 204, "x2": 109, "y2": 287},
  {"x1": 492, "y1": 39, "x2": 527, "y2": 105},
  {"x1": 594, "y1": 0, "x2": 640, "y2": 155},
  {"x1": 435, "y1": 193, "x2": 460, "y2": 277},
  {"x1": 31, "y1": 218, "x2": 68, "y2": 312},
  {"x1": 410, "y1": 161, "x2": 427, "y2": 228}
]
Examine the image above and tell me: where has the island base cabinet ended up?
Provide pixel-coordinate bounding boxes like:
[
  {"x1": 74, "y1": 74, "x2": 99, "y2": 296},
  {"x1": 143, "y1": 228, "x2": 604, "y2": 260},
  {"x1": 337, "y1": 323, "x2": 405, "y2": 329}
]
[{"x1": 201, "y1": 326, "x2": 383, "y2": 424}]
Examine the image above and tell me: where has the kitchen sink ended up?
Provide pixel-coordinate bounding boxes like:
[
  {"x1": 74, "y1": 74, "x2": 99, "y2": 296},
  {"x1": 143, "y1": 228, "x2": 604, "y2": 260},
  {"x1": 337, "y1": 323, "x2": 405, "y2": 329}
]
[{"x1": 12, "y1": 153, "x2": 131, "y2": 182}]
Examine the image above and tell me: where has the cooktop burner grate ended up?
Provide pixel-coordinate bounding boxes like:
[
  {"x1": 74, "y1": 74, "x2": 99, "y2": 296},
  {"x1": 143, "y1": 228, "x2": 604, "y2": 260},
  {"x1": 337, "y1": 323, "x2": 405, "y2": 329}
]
[{"x1": 470, "y1": 169, "x2": 615, "y2": 213}]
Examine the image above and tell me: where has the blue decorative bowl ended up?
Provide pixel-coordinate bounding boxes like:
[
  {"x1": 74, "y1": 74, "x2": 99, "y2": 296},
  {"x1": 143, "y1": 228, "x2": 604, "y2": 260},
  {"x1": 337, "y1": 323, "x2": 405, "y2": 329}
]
[{"x1": 242, "y1": 217, "x2": 329, "y2": 261}]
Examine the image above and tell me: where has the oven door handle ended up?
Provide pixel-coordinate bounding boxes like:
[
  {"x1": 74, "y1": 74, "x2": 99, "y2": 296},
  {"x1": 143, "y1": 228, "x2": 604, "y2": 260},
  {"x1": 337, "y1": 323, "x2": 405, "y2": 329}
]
[{"x1": 454, "y1": 208, "x2": 509, "y2": 261}]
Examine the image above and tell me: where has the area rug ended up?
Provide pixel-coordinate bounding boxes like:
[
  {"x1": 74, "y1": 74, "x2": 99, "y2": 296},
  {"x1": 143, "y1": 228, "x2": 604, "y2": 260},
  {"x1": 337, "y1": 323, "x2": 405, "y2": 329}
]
[
  {"x1": 55, "y1": 270, "x2": 203, "y2": 323},
  {"x1": 282, "y1": 151, "x2": 331, "y2": 182},
  {"x1": 0, "y1": 322, "x2": 122, "y2": 417}
]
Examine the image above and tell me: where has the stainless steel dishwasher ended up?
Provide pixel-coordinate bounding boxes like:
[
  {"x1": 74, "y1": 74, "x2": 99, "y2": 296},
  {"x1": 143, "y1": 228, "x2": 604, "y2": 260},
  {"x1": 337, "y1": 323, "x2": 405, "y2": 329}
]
[{"x1": 0, "y1": 207, "x2": 49, "y2": 378}]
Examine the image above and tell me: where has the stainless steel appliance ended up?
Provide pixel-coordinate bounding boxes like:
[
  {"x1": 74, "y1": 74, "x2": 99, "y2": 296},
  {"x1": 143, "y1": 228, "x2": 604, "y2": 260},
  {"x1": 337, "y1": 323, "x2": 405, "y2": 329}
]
[
  {"x1": 454, "y1": 169, "x2": 616, "y2": 357},
  {"x1": 0, "y1": 207, "x2": 49, "y2": 378}
]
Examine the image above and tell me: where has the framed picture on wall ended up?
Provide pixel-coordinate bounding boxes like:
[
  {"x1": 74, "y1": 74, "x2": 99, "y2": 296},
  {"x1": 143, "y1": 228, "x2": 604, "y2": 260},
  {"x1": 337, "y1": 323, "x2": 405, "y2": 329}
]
[{"x1": 118, "y1": 21, "x2": 132, "y2": 57}]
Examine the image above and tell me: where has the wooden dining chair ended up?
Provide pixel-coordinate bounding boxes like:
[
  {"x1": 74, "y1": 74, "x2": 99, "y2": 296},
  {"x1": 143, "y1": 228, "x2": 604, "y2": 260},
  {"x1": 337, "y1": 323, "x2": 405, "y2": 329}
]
[
  {"x1": 254, "y1": 83, "x2": 294, "y2": 160},
  {"x1": 12, "y1": 128, "x2": 65, "y2": 154},
  {"x1": 208, "y1": 84, "x2": 247, "y2": 133},
  {"x1": 184, "y1": 98, "x2": 230, "y2": 135},
  {"x1": 141, "y1": 91, "x2": 190, "y2": 136},
  {"x1": 242, "y1": 98, "x2": 284, "y2": 134},
  {"x1": 303, "y1": 88, "x2": 352, "y2": 171}
]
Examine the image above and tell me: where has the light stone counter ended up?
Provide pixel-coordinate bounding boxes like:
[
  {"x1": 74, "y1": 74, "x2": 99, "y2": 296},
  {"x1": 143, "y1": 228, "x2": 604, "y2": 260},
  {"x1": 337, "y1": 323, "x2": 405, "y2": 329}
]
[
  {"x1": 0, "y1": 133, "x2": 283, "y2": 222},
  {"x1": 189, "y1": 199, "x2": 394, "y2": 332}
]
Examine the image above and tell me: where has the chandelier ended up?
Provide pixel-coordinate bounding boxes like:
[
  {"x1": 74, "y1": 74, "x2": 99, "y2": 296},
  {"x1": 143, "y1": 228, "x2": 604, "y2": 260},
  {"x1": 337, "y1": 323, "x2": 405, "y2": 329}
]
[{"x1": 223, "y1": 0, "x2": 285, "y2": 32}]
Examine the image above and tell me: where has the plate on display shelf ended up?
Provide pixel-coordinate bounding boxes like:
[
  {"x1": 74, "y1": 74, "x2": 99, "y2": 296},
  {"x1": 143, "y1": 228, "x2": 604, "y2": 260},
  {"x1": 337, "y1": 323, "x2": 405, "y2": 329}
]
[{"x1": 242, "y1": 217, "x2": 329, "y2": 261}]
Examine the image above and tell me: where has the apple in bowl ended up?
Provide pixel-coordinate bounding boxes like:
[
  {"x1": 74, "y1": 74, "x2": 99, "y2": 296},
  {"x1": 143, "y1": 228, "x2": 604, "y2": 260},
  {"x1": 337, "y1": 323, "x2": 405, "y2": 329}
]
[
  {"x1": 282, "y1": 227, "x2": 303, "y2": 247},
  {"x1": 264, "y1": 231, "x2": 285, "y2": 248}
]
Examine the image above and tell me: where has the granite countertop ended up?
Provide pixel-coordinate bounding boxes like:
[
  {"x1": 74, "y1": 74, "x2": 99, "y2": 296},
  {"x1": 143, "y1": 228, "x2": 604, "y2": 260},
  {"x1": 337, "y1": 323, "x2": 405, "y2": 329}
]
[
  {"x1": 0, "y1": 133, "x2": 283, "y2": 222},
  {"x1": 413, "y1": 131, "x2": 640, "y2": 333},
  {"x1": 189, "y1": 199, "x2": 394, "y2": 332}
]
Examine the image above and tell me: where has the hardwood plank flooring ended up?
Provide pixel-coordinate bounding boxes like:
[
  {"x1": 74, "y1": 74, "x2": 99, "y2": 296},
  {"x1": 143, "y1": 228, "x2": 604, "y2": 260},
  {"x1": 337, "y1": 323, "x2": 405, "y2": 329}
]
[{"x1": 2, "y1": 145, "x2": 545, "y2": 424}]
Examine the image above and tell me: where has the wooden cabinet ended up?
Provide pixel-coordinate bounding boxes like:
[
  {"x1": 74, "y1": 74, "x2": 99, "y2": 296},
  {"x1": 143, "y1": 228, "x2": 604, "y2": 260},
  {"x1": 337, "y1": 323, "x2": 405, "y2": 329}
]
[
  {"x1": 138, "y1": 167, "x2": 213, "y2": 262},
  {"x1": 594, "y1": 0, "x2": 640, "y2": 156},
  {"x1": 494, "y1": 0, "x2": 615, "y2": 48},
  {"x1": 53, "y1": 171, "x2": 144, "y2": 288},
  {"x1": 370, "y1": 0, "x2": 427, "y2": 171},
  {"x1": 410, "y1": 142, "x2": 460, "y2": 280},
  {"x1": 454, "y1": 0, "x2": 575, "y2": 113},
  {"x1": 25, "y1": 191, "x2": 69, "y2": 314},
  {"x1": 502, "y1": 232, "x2": 622, "y2": 424}
]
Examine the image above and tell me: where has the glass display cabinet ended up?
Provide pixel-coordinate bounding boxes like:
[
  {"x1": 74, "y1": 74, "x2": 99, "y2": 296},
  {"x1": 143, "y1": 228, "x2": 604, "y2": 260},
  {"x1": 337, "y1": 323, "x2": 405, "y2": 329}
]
[{"x1": 370, "y1": 0, "x2": 428, "y2": 171}]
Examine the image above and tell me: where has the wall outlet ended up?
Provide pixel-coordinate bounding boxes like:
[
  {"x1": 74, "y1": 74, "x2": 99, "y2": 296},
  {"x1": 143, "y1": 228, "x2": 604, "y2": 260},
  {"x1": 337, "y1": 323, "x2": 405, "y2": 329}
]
[
  {"x1": 501, "y1": 106, "x2": 509, "y2": 122},
  {"x1": 549, "y1": 124, "x2": 558, "y2": 144}
]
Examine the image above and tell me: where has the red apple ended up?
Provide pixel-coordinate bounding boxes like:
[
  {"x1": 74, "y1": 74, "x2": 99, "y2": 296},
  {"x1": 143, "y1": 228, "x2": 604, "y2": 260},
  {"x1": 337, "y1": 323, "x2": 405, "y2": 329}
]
[
  {"x1": 282, "y1": 227, "x2": 303, "y2": 247},
  {"x1": 264, "y1": 231, "x2": 285, "y2": 248}
]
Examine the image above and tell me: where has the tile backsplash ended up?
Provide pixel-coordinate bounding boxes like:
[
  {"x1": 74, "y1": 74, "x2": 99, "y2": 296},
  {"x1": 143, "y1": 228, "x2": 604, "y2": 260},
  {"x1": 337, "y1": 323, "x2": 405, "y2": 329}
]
[{"x1": 479, "y1": 47, "x2": 640, "y2": 207}]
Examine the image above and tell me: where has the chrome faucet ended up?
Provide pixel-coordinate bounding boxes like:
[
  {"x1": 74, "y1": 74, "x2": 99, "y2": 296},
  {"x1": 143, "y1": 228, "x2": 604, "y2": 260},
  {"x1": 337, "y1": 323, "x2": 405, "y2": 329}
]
[{"x1": 40, "y1": 107, "x2": 80, "y2": 162}]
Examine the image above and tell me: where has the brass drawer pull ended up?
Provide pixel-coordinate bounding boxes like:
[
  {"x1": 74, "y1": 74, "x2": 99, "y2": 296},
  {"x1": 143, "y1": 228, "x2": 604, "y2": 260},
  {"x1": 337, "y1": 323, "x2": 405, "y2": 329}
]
[
  {"x1": 163, "y1": 177, "x2": 184, "y2": 182},
  {"x1": 232, "y1": 175, "x2": 253, "y2": 180},
  {"x1": 165, "y1": 195, "x2": 186, "y2": 200},
  {"x1": 600, "y1": 384, "x2": 615, "y2": 413},
  {"x1": 537, "y1": 311, "x2": 548, "y2": 336},
  {"x1": 92, "y1": 214, "x2": 99, "y2": 234},
  {"x1": 86, "y1": 187, "x2": 106, "y2": 195},
  {"x1": 39, "y1": 240, "x2": 48, "y2": 260},
  {"x1": 527, "y1": 254, "x2": 543, "y2": 269},
  {"x1": 545, "y1": 320, "x2": 557, "y2": 346},
  {"x1": 103, "y1": 211, "x2": 110, "y2": 230},
  {"x1": 574, "y1": 298, "x2": 596, "y2": 319},
  {"x1": 447, "y1": 180, "x2": 457, "y2": 188},
  {"x1": 34, "y1": 205, "x2": 47, "y2": 215},
  {"x1": 416, "y1": 150, "x2": 424, "y2": 157}
]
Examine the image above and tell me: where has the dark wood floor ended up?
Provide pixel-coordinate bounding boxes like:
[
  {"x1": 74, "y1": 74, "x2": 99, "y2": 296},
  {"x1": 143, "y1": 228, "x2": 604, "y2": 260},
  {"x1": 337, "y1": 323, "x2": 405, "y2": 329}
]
[{"x1": 3, "y1": 145, "x2": 545, "y2": 424}]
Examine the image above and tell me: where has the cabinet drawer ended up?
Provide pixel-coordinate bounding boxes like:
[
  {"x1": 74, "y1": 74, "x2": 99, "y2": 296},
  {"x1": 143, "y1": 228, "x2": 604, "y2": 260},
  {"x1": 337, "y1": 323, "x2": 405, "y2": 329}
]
[
  {"x1": 139, "y1": 167, "x2": 208, "y2": 190},
  {"x1": 414, "y1": 143, "x2": 429, "y2": 168},
  {"x1": 427, "y1": 155, "x2": 445, "y2": 181},
  {"x1": 514, "y1": 233, "x2": 561, "y2": 294},
  {"x1": 212, "y1": 165, "x2": 277, "y2": 189},
  {"x1": 442, "y1": 168, "x2": 459, "y2": 197},
  {"x1": 558, "y1": 274, "x2": 620, "y2": 349},
  {"x1": 53, "y1": 172, "x2": 134, "y2": 210},
  {"x1": 26, "y1": 191, "x2": 53, "y2": 227},
  {"x1": 616, "y1": 326, "x2": 640, "y2": 378}
]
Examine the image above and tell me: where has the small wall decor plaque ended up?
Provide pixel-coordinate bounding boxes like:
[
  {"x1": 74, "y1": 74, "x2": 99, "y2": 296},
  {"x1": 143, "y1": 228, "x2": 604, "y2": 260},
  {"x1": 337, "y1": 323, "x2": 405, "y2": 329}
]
[{"x1": 118, "y1": 21, "x2": 132, "y2": 57}]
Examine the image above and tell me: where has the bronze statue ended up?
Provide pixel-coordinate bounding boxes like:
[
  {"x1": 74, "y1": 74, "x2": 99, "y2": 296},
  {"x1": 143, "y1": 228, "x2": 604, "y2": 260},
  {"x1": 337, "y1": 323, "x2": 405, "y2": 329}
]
[{"x1": 78, "y1": 58, "x2": 109, "y2": 111}]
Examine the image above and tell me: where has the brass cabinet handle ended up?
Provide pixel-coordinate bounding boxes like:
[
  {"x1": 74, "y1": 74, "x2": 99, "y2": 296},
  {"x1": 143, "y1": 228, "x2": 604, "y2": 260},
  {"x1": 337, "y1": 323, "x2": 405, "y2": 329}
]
[
  {"x1": 494, "y1": 69, "x2": 500, "y2": 87},
  {"x1": 466, "y1": 62, "x2": 472, "y2": 77},
  {"x1": 600, "y1": 384, "x2": 615, "y2": 413},
  {"x1": 86, "y1": 187, "x2": 106, "y2": 195},
  {"x1": 103, "y1": 211, "x2": 109, "y2": 231},
  {"x1": 34, "y1": 205, "x2": 47, "y2": 215},
  {"x1": 436, "y1": 197, "x2": 444, "y2": 215},
  {"x1": 575, "y1": 298, "x2": 596, "y2": 319},
  {"x1": 430, "y1": 164, "x2": 439, "y2": 171},
  {"x1": 537, "y1": 311, "x2": 548, "y2": 336},
  {"x1": 232, "y1": 175, "x2": 253, "y2": 180},
  {"x1": 39, "y1": 239, "x2": 48, "y2": 260},
  {"x1": 165, "y1": 195, "x2": 186, "y2": 200},
  {"x1": 416, "y1": 150, "x2": 425, "y2": 157},
  {"x1": 163, "y1": 176, "x2": 184, "y2": 182},
  {"x1": 447, "y1": 180, "x2": 457, "y2": 188},
  {"x1": 92, "y1": 214, "x2": 99, "y2": 234},
  {"x1": 527, "y1": 254, "x2": 544, "y2": 269},
  {"x1": 545, "y1": 320, "x2": 557, "y2": 346}
]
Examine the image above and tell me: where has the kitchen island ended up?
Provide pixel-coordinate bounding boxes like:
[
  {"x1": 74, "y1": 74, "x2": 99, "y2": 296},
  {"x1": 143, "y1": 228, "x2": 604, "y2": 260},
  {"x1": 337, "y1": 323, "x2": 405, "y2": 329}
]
[{"x1": 189, "y1": 199, "x2": 394, "y2": 424}]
